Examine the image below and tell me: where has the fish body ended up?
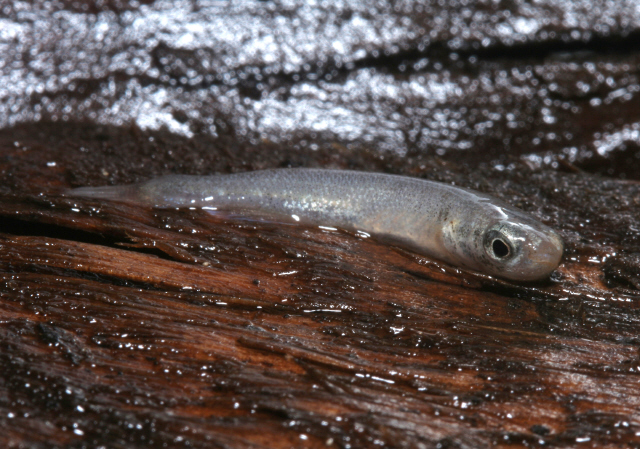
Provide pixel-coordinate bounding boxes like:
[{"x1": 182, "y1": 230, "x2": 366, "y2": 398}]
[{"x1": 69, "y1": 169, "x2": 563, "y2": 281}]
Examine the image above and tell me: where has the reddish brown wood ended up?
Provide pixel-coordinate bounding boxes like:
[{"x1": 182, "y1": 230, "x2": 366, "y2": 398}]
[{"x1": 2, "y1": 137, "x2": 640, "y2": 447}]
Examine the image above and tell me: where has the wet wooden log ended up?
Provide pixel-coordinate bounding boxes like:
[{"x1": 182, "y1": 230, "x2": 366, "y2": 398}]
[{"x1": 2, "y1": 122, "x2": 640, "y2": 448}]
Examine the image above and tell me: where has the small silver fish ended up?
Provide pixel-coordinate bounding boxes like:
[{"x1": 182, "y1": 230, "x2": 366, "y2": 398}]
[{"x1": 68, "y1": 169, "x2": 564, "y2": 281}]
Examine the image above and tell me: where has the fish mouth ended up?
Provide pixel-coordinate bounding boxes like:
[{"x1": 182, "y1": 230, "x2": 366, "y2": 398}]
[{"x1": 525, "y1": 232, "x2": 564, "y2": 277}]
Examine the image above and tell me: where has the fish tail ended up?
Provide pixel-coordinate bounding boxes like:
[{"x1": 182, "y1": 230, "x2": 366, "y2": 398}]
[{"x1": 65, "y1": 184, "x2": 140, "y2": 202}]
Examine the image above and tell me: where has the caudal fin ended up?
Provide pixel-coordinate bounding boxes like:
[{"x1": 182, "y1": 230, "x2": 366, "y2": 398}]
[{"x1": 65, "y1": 184, "x2": 139, "y2": 202}]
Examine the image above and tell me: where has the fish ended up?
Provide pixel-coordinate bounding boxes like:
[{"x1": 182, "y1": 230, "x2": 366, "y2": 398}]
[{"x1": 68, "y1": 169, "x2": 564, "y2": 281}]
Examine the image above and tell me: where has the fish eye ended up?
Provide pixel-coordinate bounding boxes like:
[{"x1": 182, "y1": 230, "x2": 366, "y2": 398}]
[
  {"x1": 484, "y1": 228, "x2": 516, "y2": 261},
  {"x1": 491, "y1": 238, "x2": 511, "y2": 258}
]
